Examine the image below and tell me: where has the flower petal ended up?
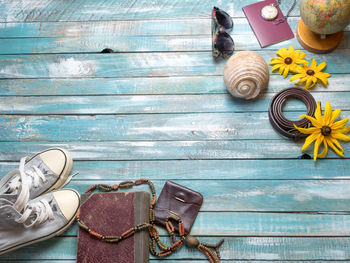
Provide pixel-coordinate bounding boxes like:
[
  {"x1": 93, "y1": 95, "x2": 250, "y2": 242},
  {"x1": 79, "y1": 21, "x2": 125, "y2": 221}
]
[
  {"x1": 295, "y1": 59, "x2": 308, "y2": 66},
  {"x1": 290, "y1": 74, "x2": 304, "y2": 82},
  {"x1": 293, "y1": 125, "x2": 319, "y2": 134},
  {"x1": 290, "y1": 64, "x2": 300, "y2": 73},
  {"x1": 301, "y1": 132, "x2": 319, "y2": 152},
  {"x1": 327, "y1": 137, "x2": 344, "y2": 157},
  {"x1": 332, "y1": 133, "x2": 350, "y2": 141},
  {"x1": 270, "y1": 59, "x2": 282, "y2": 65},
  {"x1": 293, "y1": 65, "x2": 305, "y2": 73},
  {"x1": 272, "y1": 64, "x2": 282, "y2": 71},
  {"x1": 324, "y1": 101, "x2": 332, "y2": 125},
  {"x1": 279, "y1": 65, "x2": 284, "y2": 75},
  {"x1": 299, "y1": 76, "x2": 308, "y2": 83},
  {"x1": 300, "y1": 115, "x2": 323, "y2": 128},
  {"x1": 329, "y1": 108, "x2": 341, "y2": 125},
  {"x1": 335, "y1": 126, "x2": 350, "y2": 134},
  {"x1": 314, "y1": 102, "x2": 324, "y2": 125},
  {"x1": 329, "y1": 136, "x2": 344, "y2": 153},
  {"x1": 283, "y1": 67, "x2": 289, "y2": 78},
  {"x1": 316, "y1": 61, "x2": 327, "y2": 72},
  {"x1": 313, "y1": 134, "x2": 323, "y2": 161},
  {"x1": 310, "y1": 58, "x2": 317, "y2": 69},
  {"x1": 288, "y1": 45, "x2": 294, "y2": 53},
  {"x1": 277, "y1": 48, "x2": 287, "y2": 57},
  {"x1": 305, "y1": 78, "x2": 313, "y2": 89},
  {"x1": 318, "y1": 138, "x2": 328, "y2": 158},
  {"x1": 299, "y1": 52, "x2": 306, "y2": 59},
  {"x1": 315, "y1": 73, "x2": 329, "y2": 86},
  {"x1": 332, "y1": 117, "x2": 349, "y2": 130}
]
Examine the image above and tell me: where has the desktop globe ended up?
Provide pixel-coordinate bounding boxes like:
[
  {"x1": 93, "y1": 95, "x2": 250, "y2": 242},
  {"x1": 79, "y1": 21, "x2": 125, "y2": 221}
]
[
  {"x1": 301, "y1": 0, "x2": 350, "y2": 34},
  {"x1": 297, "y1": 0, "x2": 350, "y2": 53}
]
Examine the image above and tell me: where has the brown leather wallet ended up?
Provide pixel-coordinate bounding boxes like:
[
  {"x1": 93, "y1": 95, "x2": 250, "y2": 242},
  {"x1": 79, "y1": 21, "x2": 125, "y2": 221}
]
[{"x1": 154, "y1": 181, "x2": 203, "y2": 235}]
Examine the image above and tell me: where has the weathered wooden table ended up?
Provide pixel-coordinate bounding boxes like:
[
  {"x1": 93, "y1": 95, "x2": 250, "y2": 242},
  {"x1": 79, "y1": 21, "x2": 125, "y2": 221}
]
[{"x1": 0, "y1": 0, "x2": 350, "y2": 262}]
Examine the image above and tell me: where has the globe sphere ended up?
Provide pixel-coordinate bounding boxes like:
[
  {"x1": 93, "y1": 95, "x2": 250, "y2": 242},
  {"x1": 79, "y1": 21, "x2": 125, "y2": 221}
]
[{"x1": 300, "y1": 0, "x2": 350, "y2": 35}]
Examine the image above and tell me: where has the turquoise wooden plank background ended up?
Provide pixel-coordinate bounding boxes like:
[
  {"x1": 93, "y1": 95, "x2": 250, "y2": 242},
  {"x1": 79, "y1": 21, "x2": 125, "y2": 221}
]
[{"x1": 0, "y1": 0, "x2": 350, "y2": 262}]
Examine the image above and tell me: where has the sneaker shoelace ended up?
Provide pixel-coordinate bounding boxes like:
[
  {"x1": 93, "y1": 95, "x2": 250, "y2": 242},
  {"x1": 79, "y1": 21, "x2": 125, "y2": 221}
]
[
  {"x1": 6, "y1": 157, "x2": 52, "y2": 212},
  {"x1": 15, "y1": 199, "x2": 54, "y2": 228}
]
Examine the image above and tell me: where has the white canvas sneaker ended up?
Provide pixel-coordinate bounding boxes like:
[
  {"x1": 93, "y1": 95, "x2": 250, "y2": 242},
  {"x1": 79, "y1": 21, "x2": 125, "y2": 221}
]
[
  {"x1": 0, "y1": 189, "x2": 80, "y2": 255},
  {"x1": 0, "y1": 148, "x2": 73, "y2": 212}
]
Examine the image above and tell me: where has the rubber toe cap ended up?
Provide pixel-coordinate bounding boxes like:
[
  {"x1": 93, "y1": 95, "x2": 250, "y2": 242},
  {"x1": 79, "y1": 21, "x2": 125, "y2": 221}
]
[
  {"x1": 53, "y1": 189, "x2": 80, "y2": 221},
  {"x1": 39, "y1": 148, "x2": 71, "y2": 176}
]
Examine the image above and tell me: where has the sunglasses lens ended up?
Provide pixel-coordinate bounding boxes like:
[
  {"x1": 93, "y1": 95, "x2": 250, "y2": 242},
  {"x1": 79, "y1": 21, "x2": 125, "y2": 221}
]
[
  {"x1": 216, "y1": 9, "x2": 233, "y2": 29},
  {"x1": 216, "y1": 32, "x2": 234, "y2": 54}
]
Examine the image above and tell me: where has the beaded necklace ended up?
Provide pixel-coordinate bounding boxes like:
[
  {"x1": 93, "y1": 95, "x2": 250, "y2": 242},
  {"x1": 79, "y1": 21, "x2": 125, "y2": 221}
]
[{"x1": 76, "y1": 179, "x2": 224, "y2": 263}]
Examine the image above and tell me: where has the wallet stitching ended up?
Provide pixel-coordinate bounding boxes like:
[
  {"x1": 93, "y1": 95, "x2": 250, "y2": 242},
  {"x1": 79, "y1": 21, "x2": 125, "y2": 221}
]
[
  {"x1": 163, "y1": 188, "x2": 203, "y2": 205},
  {"x1": 154, "y1": 199, "x2": 202, "y2": 209}
]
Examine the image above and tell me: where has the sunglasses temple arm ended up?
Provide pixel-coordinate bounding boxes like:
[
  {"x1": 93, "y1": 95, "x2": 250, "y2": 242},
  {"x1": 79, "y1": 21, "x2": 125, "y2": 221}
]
[{"x1": 211, "y1": 15, "x2": 221, "y2": 58}]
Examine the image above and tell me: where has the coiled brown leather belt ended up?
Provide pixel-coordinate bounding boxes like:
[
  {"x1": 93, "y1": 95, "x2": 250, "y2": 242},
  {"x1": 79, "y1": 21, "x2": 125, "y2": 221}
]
[{"x1": 268, "y1": 87, "x2": 316, "y2": 139}]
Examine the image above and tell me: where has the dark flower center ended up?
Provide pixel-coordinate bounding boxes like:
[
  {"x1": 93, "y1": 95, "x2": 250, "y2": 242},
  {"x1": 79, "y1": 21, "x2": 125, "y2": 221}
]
[
  {"x1": 307, "y1": 69, "x2": 315, "y2": 75},
  {"x1": 284, "y1": 57, "x2": 293, "y2": 65},
  {"x1": 321, "y1": 126, "x2": 332, "y2": 136}
]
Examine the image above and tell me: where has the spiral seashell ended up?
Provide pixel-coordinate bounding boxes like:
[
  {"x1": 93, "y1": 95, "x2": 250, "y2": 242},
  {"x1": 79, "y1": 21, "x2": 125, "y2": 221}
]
[{"x1": 224, "y1": 50, "x2": 269, "y2": 100}]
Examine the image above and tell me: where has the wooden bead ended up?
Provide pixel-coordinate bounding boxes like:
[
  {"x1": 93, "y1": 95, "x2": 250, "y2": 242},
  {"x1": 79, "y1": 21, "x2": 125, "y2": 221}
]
[
  {"x1": 121, "y1": 228, "x2": 135, "y2": 239},
  {"x1": 149, "y1": 226, "x2": 159, "y2": 239},
  {"x1": 185, "y1": 235, "x2": 199, "y2": 247},
  {"x1": 149, "y1": 209, "x2": 155, "y2": 222},
  {"x1": 151, "y1": 195, "x2": 157, "y2": 206},
  {"x1": 85, "y1": 185, "x2": 97, "y2": 193},
  {"x1": 166, "y1": 221, "x2": 175, "y2": 233},
  {"x1": 98, "y1": 184, "x2": 112, "y2": 191},
  {"x1": 119, "y1": 181, "x2": 134, "y2": 188},
  {"x1": 150, "y1": 240, "x2": 157, "y2": 255},
  {"x1": 157, "y1": 240, "x2": 169, "y2": 251},
  {"x1": 77, "y1": 221, "x2": 89, "y2": 231},
  {"x1": 89, "y1": 230, "x2": 103, "y2": 239},
  {"x1": 168, "y1": 214, "x2": 180, "y2": 221},
  {"x1": 158, "y1": 250, "x2": 172, "y2": 257},
  {"x1": 135, "y1": 178, "x2": 148, "y2": 185},
  {"x1": 170, "y1": 240, "x2": 183, "y2": 251},
  {"x1": 199, "y1": 247, "x2": 216, "y2": 263},
  {"x1": 179, "y1": 221, "x2": 185, "y2": 236}
]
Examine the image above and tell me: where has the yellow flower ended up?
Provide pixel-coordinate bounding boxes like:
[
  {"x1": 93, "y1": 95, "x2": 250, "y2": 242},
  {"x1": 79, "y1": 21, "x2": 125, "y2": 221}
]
[
  {"x1": 270, "y1": 46, "x2": 308, "y2": 78},
  {"x1": 294, "y1": 101, "x2": 350, "y2": 161},
  {"x1": 290, "y1": 58, "x2": 331, "y2": 90}
]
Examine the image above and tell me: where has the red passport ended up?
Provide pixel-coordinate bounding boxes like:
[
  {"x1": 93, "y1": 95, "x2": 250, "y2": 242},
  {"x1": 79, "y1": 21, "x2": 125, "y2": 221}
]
[
  {"x1": 242, "y1": 0, "x2": 294, "y2": 47},
  {"x1": 77, "y1": 192, "x2": 150, "y2": 263}
]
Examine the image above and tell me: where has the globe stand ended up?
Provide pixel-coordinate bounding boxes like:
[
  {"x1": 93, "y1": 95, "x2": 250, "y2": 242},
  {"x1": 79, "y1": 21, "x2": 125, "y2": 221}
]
[{"x1": 296, "y1": 19, "x2": 343, "y2": 54}]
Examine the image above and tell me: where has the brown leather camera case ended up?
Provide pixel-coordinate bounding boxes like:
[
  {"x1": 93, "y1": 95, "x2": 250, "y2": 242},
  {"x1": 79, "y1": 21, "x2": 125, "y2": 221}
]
[{"x1": 154, "y1": 181, "x2": 203, "y2": 235}]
